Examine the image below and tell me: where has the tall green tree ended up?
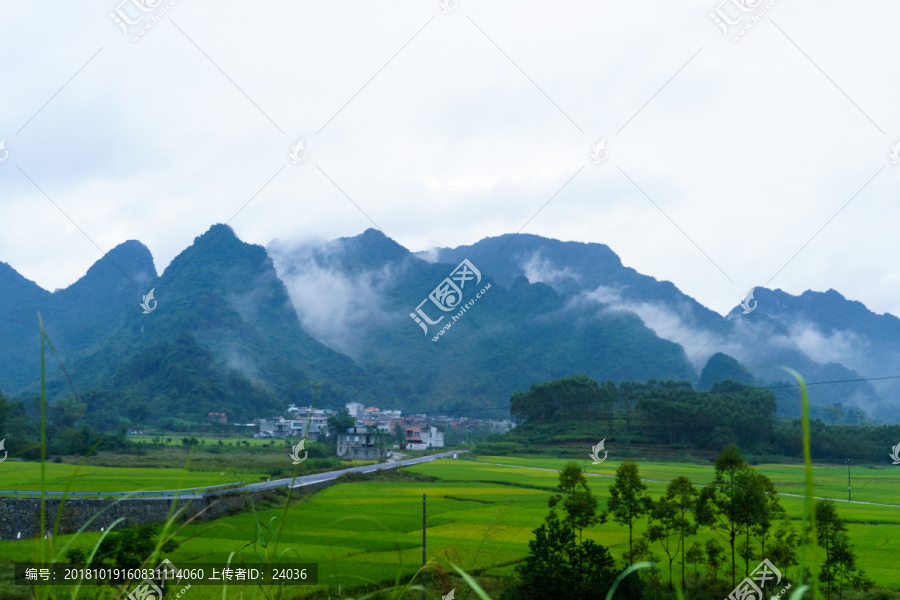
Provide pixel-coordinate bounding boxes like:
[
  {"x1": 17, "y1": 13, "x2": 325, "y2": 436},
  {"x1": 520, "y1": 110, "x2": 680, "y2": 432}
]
[
  {"x1": 695, "y1": 445, "x2": 747, "y2": 588},
  {"x1": 647, "y1": 497, "x2": 681, "y2": 590},
  {"x1": 685, "y1": 542, "x2": 704, "y2": 578},
  {"x1": 549, "y1": 461, "x2": 604, "y2": 542},
  {"x1": 503, "y1": 511, "x2": 642, "y2": 600},
  {"x1": 734, "y1": 469, "x2": 778, "y2": 578},
  {"x1": 392, "y1": 421, "x2": 406, "y2": 443},
  {"x1": 704, "y1": 539, "x2": 726, "y2": 581},
  {"x1": 607, "y1": 459, "x2": 652, "y2": 565},
  {"x1": 768, "y1": 521, "x2": 800, "y2": 581},
  {"x1": 815, "y1": 499, "x2": 849, "y2": 598},
  {"x1": 326, "y1": 408, "x2": 355, "y2": 451},
  {"x1": 751, "y1": 472, "x2": 783, "y2": 559},
  {"x1": 666, "y1": 475, "x2": 699, "y2": 591},
  {"x1": 822, "y1": 531, "x2": 856, "y2": 600}
]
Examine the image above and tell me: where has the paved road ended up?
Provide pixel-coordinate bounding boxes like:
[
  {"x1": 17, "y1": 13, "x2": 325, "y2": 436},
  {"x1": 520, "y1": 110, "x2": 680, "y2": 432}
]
[{"x1": 244, "y1": 451, "x2": 465, "y2": 493}]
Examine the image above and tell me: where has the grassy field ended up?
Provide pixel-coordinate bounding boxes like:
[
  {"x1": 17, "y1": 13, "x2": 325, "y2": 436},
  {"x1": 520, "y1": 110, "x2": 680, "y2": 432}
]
[
  {"x1": 126, "y1": 434, "x2": 283, "y2": 448},
  {"x1": 468, "y1": 455, "x2": 900, "y2": 507},
  {"x1": 1, "y1": 455, "x2": 899, "y2": 599},
  {"x1": 2, "y1": 443, "x2": 385, "y2": 490},
  {"x1": 0, "y1": 456, "x2": 375, "y2": 493},
  {"x1": 0, "y1": 462, "x2": 266, "y2": 493}
]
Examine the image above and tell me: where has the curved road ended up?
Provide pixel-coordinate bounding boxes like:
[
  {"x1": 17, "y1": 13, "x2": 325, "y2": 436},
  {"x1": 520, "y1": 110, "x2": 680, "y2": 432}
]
[{"x1": 243, "y1": 450, "x2": 464, "y2": 493}]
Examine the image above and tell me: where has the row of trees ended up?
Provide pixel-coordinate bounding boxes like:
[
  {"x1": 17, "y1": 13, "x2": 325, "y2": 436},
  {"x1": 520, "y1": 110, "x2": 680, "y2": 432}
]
[
  {"x1": 504, "y1": 446, "x2": 873, "y2": 600},
  {"x1": 508, "y1": 374, "x2": 900, "y2": 461},
  {"x1": 509, "y1": 375, "x2": 778, "y2": 449},
  {"x1": 0, "y1": 390, "x2": 130, "y2": 458}
]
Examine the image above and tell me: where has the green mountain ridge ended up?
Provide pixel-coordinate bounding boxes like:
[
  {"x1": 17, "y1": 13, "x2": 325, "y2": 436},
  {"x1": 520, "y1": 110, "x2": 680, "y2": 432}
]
[{"x1": 1, "y1": 225, "x2": 897, "y2": 425}]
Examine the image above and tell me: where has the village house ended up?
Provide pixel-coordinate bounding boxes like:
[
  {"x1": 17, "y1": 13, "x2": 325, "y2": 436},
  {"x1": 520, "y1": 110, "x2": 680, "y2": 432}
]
[
  {"x1": 404, "y1": 425, "x2": 444, "y2": 449},
  {"x1": 255, "y1": 415, "x2": 329, "y2": 440},
  {"x1": 208, "y1": 412, "x2": 227, "y2": 423},
  {"x1": 337, "y1": 426, "x2": 388, "y2": 460}
]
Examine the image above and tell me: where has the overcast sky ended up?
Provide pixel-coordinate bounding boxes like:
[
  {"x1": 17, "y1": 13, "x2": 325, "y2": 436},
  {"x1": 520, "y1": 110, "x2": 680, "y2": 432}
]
[{"x1": 1, "y1": 0, "x2": 898, "y2": 317}]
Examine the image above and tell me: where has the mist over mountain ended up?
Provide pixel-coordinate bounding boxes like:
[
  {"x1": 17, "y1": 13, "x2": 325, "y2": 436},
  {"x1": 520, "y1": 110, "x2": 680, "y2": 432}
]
[
  {"x1": 0, "y1": 225, "x2": 372, "y2": 424},
  {"x1": 1, "y1": 225, "x2": 896, "y2": 424},
  {"x1": 424, "y1": 235, "x2": 895, "y2": 421},
  {"x1": 269, "y1": 229, "x2": 694, "y2": 417}
]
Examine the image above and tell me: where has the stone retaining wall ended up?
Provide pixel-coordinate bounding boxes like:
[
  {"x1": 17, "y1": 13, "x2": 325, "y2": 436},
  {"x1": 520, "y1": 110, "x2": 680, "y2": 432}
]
[{"x1": 0, "y1": 478, "x2": 337, "y2": 541}]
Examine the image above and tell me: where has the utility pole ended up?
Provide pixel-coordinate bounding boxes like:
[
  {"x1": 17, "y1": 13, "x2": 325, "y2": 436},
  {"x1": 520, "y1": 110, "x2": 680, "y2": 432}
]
[
  {"x1": 422, "y1": 494, "x2": 426, "y2": 600},
  {"x1": 846, "y1": 459, "x2": 854, "y2": 501}
]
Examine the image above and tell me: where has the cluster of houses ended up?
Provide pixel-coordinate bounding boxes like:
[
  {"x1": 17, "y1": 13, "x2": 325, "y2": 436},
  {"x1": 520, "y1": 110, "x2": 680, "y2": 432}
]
[{"x1": 251, "y1": 402, "x2": 515, "y2": 460}]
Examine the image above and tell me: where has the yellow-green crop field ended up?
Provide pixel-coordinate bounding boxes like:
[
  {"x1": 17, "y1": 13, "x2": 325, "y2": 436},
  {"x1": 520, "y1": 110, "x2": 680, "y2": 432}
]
[
  {"x1": 0, "y1": 463, "x2": 266, "y2": 493},
  {"x1": 0, "y1": 456, "x2": 897, "y2": 599},
  {"x1": 125, "y1": 435, "x2": 278, "y2": 448}
]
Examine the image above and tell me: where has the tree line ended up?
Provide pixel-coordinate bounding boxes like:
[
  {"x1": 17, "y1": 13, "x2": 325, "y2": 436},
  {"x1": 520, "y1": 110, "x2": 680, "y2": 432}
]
[
  {"x1": 502, "y1": 446, "x2": 874, "y2": 600},
  {"x1": 508, "y1": 374, "x2": 900, "y2": 462}
]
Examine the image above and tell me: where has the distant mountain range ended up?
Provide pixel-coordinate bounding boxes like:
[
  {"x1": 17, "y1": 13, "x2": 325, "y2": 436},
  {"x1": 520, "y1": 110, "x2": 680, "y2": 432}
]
[{"x1": 1, "y1": 225, "x2": 895, "y2": 424}]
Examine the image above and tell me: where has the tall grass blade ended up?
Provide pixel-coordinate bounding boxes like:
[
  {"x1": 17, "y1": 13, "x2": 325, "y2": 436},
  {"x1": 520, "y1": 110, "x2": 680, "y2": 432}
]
[
  {"x1": 604, "y1": 561, "x2": 655, "y2": 600},
  {"x1": 38, "y1": 313, "x2": 47, "y2": 563},
  {"x1": 448, "y1": 561, "x2": 493, "y2": 600},
  {"x1": 778, "y1": 367, "x2": 818, "y2": 599}
]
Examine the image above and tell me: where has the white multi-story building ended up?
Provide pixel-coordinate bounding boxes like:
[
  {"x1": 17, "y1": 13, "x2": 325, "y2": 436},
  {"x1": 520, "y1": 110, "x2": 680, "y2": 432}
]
[
  {"x1": 421, "y1": 425, "x2": 444, "y2": 448},
  {"x1": 346, "y1": 402, "x2": 365, "y2": 418}
]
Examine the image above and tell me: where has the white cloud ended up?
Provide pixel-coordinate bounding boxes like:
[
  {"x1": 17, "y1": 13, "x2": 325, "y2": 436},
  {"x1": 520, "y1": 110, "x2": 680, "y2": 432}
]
[
  {"x1": 414, "y1": 248, "x2": 441, "y2": 264},
  {"x1": 1, "y1": 0, "x2": 899, "y2": 322},
  {"x1": 578, "y1": 285, "x2": 737, "y2": 368},
  {"x1": 267, "y1": 240, "x2": 397, "y2": 359},
  {"x1": 519, "y1": 250, "x2": 580, "y2": 287}
]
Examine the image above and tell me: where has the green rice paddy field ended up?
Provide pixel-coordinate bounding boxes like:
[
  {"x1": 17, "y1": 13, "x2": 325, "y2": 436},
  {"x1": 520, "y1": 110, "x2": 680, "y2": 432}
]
[
  {"x1": 0, "y1": 456, "x2": 898, "y2": 598},
  {"x1": 0, "y1": 463, "x2": 267, "y2": 493}
]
